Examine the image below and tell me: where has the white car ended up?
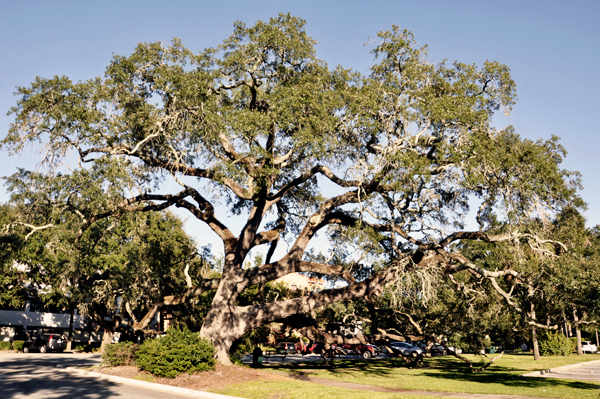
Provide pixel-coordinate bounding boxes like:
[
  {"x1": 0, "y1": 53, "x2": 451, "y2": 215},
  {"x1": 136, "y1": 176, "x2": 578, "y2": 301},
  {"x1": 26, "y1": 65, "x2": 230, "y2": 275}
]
[
  {"x1": 582, "y1": 341, "x2": 598, "y2": 353},
  {"x1": 390, "y1": 341, "x2": 424, "y2": 357},
  {"x1": 447, "y1": 346, "x2": 463, "y2": 355}
]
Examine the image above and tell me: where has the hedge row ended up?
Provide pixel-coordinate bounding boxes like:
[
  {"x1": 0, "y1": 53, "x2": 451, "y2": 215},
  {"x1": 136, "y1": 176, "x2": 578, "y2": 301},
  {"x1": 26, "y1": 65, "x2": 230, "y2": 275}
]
[{"x1": 0, "y1": 340, "x2": 24, "y2": 351}]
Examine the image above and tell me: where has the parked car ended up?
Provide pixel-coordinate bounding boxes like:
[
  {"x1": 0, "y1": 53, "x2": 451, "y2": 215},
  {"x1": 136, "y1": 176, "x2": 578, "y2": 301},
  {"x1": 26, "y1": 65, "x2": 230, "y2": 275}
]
[
  {"x1": 447, "y1": 346, "x2": 462, "y2": 355},
  {"x1": 430, "y1": 344, "x2": 447, "y2": 355},
  {"x1": 296, "y1": 342, "x2": 318, "y2": 353},
  {"x1": 390, "y1": 341, "x2": 424, "y2": 357},
  {"x1": 350, "y1": 343, "x2": 379, "y2": 359},
  {"x1": 582, "y1": 341, "x2": 598, "y2": 353},
  {"x1": 329, "y1": 343, "x2": 379, "y2": 358},
  {"x1": 23, "y1": 333, "x2": 67, "y2": 353},
  {"x1": 275, "y1": 342, "x2": 298, "y2": 354},
  {"x1": 363, "y1": 344, "x2": 380, "y2": 357}
]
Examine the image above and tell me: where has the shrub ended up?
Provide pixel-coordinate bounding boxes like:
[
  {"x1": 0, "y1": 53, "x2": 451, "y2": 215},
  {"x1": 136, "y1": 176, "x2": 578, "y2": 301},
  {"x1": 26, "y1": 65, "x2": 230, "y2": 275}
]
[
  {"x1": 135, "y1": 328, "x2": 215, "y2": 378},
  {"x1": 102, "y1": 341, "x2": 138, "y2": 366},
  {"x1": 73, "y1": 343, "x2": 102, "y2": 352},
  {"x1": 0, "y1": 341, "x2": 11, "y2": 350},
  {"x1": 11, "y1": 340, "x2": 24, "y2": 351},
  {"x1": 74, "y1": 344, "x2": 91, "y2": 352},
  {"x1": 539, "y1": 331, "x2": 576, "y2": 356}
]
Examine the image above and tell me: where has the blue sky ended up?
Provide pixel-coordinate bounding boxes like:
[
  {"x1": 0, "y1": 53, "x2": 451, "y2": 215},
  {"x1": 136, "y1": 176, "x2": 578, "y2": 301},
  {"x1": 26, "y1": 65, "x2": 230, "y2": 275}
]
[{"x1": 1, "y1": 1, "x2": 599, "y2": 253}]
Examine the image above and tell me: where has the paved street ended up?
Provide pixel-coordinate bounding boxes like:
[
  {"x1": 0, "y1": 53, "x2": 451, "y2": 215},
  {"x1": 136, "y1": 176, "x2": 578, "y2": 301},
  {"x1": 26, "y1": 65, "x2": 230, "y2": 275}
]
[
  {"x1": 0, "y1": 352, "x2": 225, "y2": 399},
  {"x1": 534, "y1": 359, "x2": 600, "y2": 382}
]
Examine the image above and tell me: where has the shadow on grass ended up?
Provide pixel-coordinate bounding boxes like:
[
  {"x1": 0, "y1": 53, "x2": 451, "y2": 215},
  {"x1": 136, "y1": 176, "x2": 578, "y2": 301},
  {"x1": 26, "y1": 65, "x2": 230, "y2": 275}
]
[
  {"x1": 266, "y1": 355, "x2": 600, "y2": 394},
  {"x1": 267, "y1": 357, "x2": 428, "y2": 379},
  {"x1": 419, "y1": 369, "x2": 600, "y2": 393}
]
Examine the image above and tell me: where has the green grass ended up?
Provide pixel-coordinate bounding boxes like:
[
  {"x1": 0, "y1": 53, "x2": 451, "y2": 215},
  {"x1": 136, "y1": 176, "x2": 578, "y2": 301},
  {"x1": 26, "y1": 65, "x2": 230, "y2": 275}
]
[
  {"x1": 214, "y1": 380, "x2": 447, "y2": 399},
  {"x1": 133, "y1": 374, "x2": 155, "y2": 382},
  {"x1": 241, "y1": 353, "x2": 600, "y2": 399}
]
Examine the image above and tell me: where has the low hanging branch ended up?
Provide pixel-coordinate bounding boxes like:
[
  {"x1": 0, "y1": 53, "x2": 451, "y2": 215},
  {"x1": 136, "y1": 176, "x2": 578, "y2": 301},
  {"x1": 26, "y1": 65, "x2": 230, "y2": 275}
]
[
  {"x1": 129, "y1": 278, "x2": 220, "y2": 331},
  {"x1": 441, "y1": 343, "x2": 505, "y2": 372}
]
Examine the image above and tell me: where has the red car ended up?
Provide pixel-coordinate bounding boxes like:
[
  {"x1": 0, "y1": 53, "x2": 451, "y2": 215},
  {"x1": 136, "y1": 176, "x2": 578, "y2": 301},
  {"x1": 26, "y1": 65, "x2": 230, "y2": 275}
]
[
  {"x1": 296, "y1": 342, "x2": 317, "y2": 353},
  {"x1": 331, "y1": 343, "x2": 378, "y2": 359}
]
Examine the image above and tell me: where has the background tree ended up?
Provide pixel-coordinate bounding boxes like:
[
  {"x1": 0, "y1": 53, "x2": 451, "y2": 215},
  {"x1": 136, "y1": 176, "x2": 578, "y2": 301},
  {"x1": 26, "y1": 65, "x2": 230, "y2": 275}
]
[
  {"x1": 1, "y1": 14, "x2": 582, "y2": 363},
  {"x1": 543, "y1": 210, "x2": 600, "y2": 354},
  {"x1": 1, "y1": 174, "x2": 211, "y2": 350}
]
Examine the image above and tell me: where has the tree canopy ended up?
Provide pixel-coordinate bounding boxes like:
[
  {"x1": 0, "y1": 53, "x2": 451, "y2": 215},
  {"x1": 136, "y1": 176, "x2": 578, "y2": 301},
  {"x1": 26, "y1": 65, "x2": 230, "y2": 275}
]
[{"x1": 1, "y1": 14, "x2": 584, "y2": 363}]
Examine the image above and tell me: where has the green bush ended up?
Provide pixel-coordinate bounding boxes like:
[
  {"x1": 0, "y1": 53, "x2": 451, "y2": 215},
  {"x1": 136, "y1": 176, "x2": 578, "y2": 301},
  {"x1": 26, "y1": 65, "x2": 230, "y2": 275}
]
[
  {"x1": 539, "y1": 331, "x2": 576, "y2": 356},
  {"x1": 74, "y1": 343, "x2": 91, "y2": 352},
  {"x1": 0, "y1": 341, "x2": 11, "y2": 350},
  {"x1": 11, "y1": 340, "x2": 24, "y2": 351},
  {"x1": 74, "y1": 343, "x2": 101, "y2": 352},
  {"x1": 569, "y1": 337, "x2": 578, "y2": 348},
  {"x1": 102, "y1": 341, "x2": 138, "y2": 366},
  {"x1": 135, "y1": 328, "x2": 216, "y2": 378}
]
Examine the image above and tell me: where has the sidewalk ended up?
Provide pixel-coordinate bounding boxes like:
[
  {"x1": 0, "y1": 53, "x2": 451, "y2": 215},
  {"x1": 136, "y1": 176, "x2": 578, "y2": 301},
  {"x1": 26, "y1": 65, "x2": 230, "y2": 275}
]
[{"x1": 522, "y1": 358, "x2": 600, "y2": 381}]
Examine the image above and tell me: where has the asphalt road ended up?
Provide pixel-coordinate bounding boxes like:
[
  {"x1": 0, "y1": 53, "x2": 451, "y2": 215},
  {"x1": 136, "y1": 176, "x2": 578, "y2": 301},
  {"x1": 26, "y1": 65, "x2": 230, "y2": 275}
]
[{"x1": 0, "y1": 352, "x2": 217, "y2": 399}]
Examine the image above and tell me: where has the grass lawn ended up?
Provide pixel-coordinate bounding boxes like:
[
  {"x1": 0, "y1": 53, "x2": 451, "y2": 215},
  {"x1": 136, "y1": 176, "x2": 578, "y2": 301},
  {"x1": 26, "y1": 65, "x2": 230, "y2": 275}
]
[
  {"x1": 215, "y1": 353, "x2": 600, "y2": 399},
  {"x1": 214, "y1": 380, "x2": 447, "y2": 399}
]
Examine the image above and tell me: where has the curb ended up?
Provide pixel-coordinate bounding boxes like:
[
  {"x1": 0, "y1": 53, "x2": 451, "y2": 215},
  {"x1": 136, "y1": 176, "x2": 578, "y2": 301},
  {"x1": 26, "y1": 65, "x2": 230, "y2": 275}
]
[
  {"x1": 63, "y1": 367, "x2": 244, "y2": 399},
  {"x1": 521, "y1": 358, "x2": 600, "y2": 377}
]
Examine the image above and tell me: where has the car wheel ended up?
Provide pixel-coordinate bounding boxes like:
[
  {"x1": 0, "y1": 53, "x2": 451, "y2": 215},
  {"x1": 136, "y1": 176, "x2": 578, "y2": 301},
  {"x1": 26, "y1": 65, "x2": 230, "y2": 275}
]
[
  {"x1": 23, "y1": 346, "x2": 29, "y2": 353},
  {"x1": 39, "y1": 345, "x2": 47, "y2": 353},
  {"x1": 362, "y1": 351, "x2": 372, "y2": 359}
]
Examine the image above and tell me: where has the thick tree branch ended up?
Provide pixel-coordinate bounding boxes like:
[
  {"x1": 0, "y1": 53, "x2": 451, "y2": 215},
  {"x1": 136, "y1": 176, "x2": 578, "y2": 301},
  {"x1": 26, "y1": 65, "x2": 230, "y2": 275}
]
[
  {"x1": 268, "y1": 165, "x2": 363, "y2": 202},
  {"x1": 132, "y1": 278, "x2": 221, "y2": 331},
  {"x1": 240, "y1": 268, "x2": 388, "y2": 332},
  {"x1": 247, "y1": 260, "x2": 355, "y2": 286}
]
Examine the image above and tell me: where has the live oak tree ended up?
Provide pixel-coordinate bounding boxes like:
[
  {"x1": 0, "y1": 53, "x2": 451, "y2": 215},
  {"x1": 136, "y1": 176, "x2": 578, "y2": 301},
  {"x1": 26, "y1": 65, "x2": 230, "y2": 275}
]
[{"x1": 2, "y1": 14, "x2": 582, "y2": 363}]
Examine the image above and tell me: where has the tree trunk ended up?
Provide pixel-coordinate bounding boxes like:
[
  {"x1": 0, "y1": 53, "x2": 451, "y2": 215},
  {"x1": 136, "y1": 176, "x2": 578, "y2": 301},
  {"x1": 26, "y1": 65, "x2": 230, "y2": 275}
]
[
  {"x1": 99, "y1": 317, "x2": 119, "y2": 352},
  {"x1": 200, "y1": 303, "x2": 244, "y2": 365},
  {"x1": 66, "y1": 308, "x2": 74, "y2": 351},
  {"x1": 531, "y1": 326, "x2": 541, "y2": 361},
  {"x1": 574, "y1": 308, "x2": 583, "y2": 355},
  {"x1": 100, "y1": 328, "x2": 114, "y2": 352},
  {"x1": 530, "y1": 303, "x2": 541, "y2": 361}
]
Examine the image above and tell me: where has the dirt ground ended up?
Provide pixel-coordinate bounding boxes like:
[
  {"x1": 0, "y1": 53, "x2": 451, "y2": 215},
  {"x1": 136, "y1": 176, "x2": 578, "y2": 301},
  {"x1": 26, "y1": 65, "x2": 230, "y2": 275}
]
[{"x1": 93, "y1": 364, "x2": 289, "y2": 392}]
